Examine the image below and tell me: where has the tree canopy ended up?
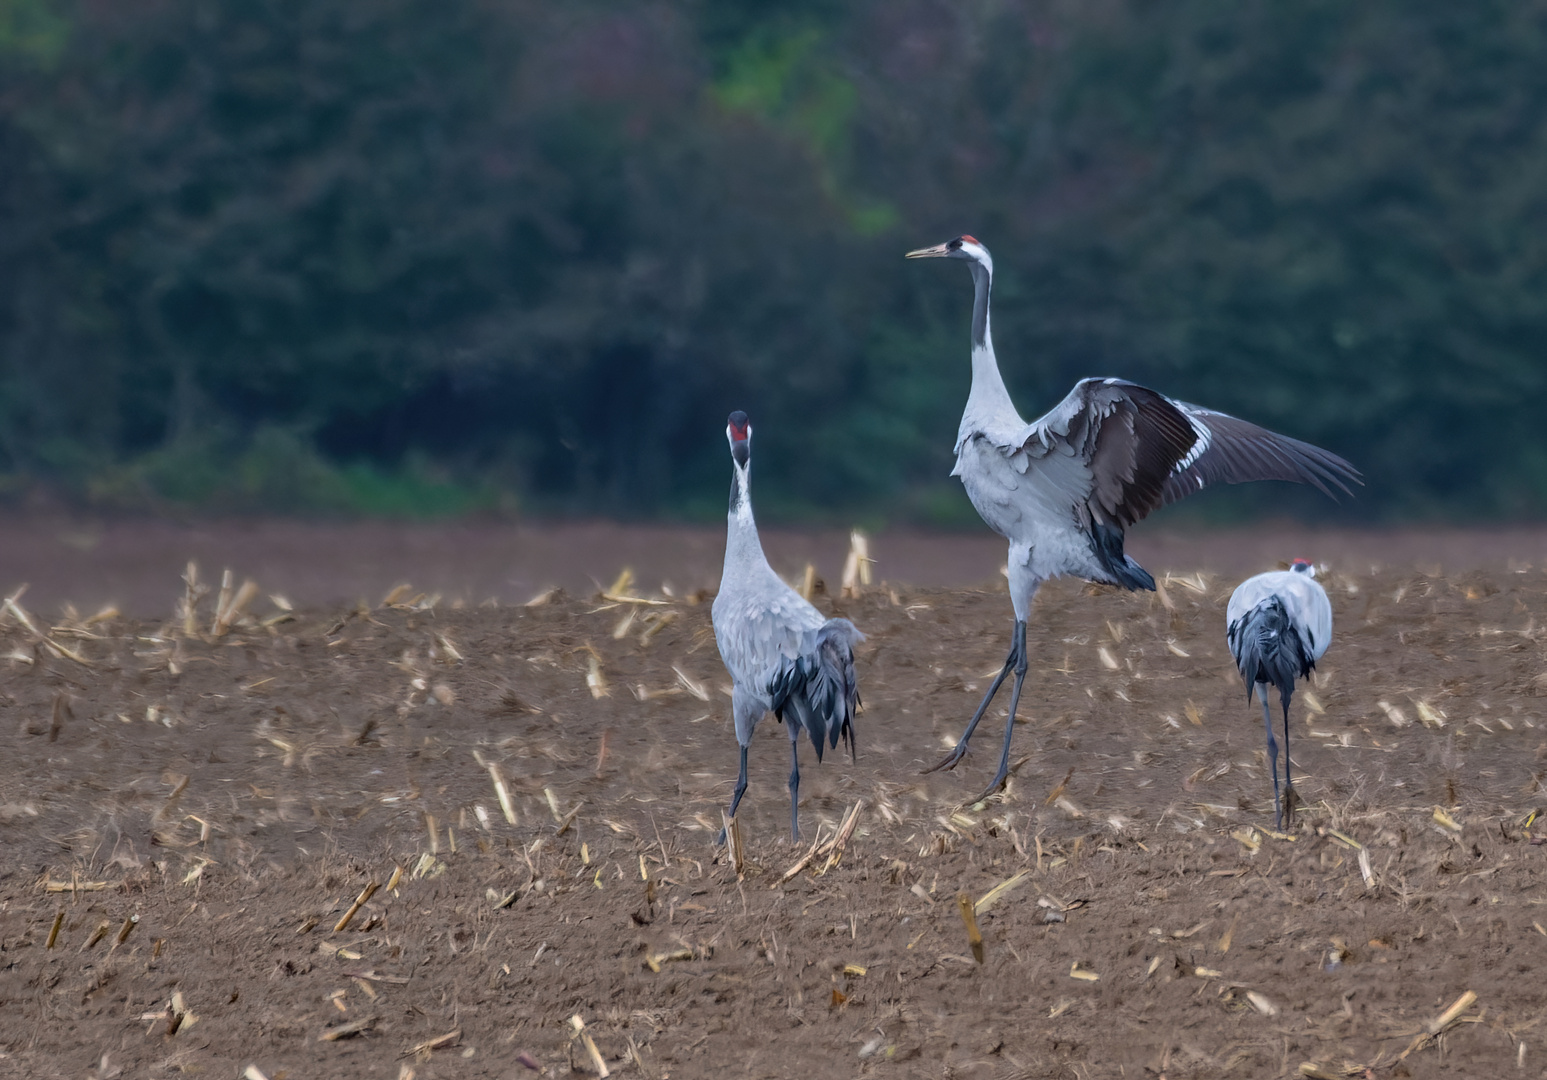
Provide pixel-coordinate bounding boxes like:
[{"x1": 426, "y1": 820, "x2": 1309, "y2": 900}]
[{"x1": 2, "y1": 0, "x2": 1544, "y2": 520}]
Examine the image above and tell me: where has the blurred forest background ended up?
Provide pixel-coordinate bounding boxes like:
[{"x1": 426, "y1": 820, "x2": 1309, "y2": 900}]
[{"x1": 1, "y1": 0, "x2": 1544, "y2": 524}]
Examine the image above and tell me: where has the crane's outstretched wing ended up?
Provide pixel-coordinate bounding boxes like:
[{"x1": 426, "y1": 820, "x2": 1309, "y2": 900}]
[
  {"x1": 1161, "y1": 404, "x2": 1362, "y2": 508},
  {"x1": 1013, "y1": 377, "x2": 1198, "y2": 528},
  {"x1": 991, "y1": 379, "x2": 1359, "y2": 591}
]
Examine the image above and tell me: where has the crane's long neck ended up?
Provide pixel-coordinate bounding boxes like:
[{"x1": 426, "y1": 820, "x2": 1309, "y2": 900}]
[
  {"x1": 959, "y1": 259, "x2": 1021, "y2": 442},
  {"x1": 723, "y1": 461, "x2": 770, "y2": 577}
]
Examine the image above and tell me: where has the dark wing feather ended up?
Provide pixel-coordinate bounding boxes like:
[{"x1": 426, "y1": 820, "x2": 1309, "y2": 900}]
[
  {"x1": 1069, "y1": 380, "x2": 1199, "y2": 528},
  {"x1": 1160, "y1": 405, "x2": 1362, "y2": 509},
  {"x1": 767, "y1": 619, "x2": 863, "y2": 761},
  {"x1": 1227, "y1": 596, "x2": 1315, "y2": 713}
]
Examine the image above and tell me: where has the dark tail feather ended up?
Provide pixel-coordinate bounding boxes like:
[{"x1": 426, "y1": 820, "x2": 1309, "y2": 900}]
[
  {"x1": 1227, "y1": 596, "x2": 1314, "y2": 710},
  {"x1": 770, "y1": 619, "x2": 864, "y2": 762},
  {"x1": 1090, "y1": 521, "x2": 1155, "y2": 591}
]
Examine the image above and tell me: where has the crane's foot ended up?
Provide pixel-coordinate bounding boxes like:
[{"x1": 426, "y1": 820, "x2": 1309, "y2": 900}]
[
  {"x1": 921, "y1": 742, "x2": 970, "y2": 775},
  {"x1": 963, "y1": 769, "x2": 1010, "y2": 807},
  {"x1": 1282, "y1": 784, "x2": 1299, "y2": 830},
  {"x1": 921, "y1": 621, "x2": 1027, "y2": 777}
]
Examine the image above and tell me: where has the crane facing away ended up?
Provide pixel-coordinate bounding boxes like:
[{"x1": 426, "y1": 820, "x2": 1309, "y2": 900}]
[
  {"x1": 711, "y1": 411, "x2": 864, "y2": 841},
  {"x1": 906, "y1": 235, "x2": 1360, "y2": 803},
  {"x1": 1227, "y1": 560, "x2": 1332, "y2": 828}
]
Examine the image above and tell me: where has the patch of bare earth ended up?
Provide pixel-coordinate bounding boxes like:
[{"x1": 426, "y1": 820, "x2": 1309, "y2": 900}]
[{"x1": 1, "y1": 558, "x2": 1545, "y2": 1079}]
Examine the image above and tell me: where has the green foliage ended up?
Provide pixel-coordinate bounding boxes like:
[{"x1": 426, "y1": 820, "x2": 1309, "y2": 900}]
[
  {"x1": 0, "y1": 0, "x2": 1544, "y2": 520},
  {"x1": 711, "y1": 26, "x2": 896, "y2": 235},
  {"x1": 85, "y1": 426, "x2": 499, "y2": 517},
  {"x1": 0, "y1": 0, "x2": 68, "y2": 69}
]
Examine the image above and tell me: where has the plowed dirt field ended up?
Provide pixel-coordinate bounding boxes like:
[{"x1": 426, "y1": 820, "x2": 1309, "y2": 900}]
[{"x1": 3, "y1": 544, "x2": 1547, "y2": 1079}]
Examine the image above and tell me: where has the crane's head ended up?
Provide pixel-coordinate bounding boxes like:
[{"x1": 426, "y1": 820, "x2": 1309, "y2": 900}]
[
  {"x1": 1290, "y1": 558, "x2": 1316, "y2": 576},
  {"x1": 726, "y1": 410, "x2": 751, "y2": 468},
  {"x1": 905, "y1": 235, "x2": 993, "y2": 272}
]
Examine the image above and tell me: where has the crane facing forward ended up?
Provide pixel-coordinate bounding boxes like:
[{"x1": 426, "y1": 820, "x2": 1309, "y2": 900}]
[
  {"x1": 906, "y1": 235, "x2": 1360, "y2": 803},
  {"x1": 712, "y1": 411, "x2": 864, "y2": 841},
  {"x1": 1227, "y1": 560, "x2": 1332, "y2": 828}
]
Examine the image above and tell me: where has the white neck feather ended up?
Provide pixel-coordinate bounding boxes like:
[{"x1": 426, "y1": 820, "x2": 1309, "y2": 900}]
[
  {"x1": 724, "y1": 461, "x2": 767, "y2": 573},
  {"x1": 956, "y1": 262, "x2": 1024, "y2": 448}
]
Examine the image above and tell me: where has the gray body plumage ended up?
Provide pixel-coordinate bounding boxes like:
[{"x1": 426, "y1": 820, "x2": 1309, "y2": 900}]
[
  {"x1": 1225, "y1": 563, "x2": 1333, "y2": 827},
  {"x1": 907, "y1": 235, "x2": 1360, "y2": 801},
  {"x1": 1227, "y1": 566, "x2": 1332, "y2": 700},
  {"x1": 712, "y1": 413, "x2": 862, "y2": 840}
]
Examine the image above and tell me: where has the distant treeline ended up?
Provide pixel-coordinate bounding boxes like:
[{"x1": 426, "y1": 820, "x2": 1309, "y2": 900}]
[{"x1": 1, "y1": 0, "x2": 1544, "y2": 521}]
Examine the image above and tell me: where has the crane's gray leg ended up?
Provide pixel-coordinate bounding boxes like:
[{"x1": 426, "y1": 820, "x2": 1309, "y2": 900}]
[
  {"x1": 728, "y1": 745, "x2": 750, "y2": 819},
  {"x1": 923, "y1": 619, "x2": 1026, "y2": 775},
  {"x1": 1260, "y1": 686, "x2": 1281, "y2": 829},
  {"x1": 716, "y1": 744, "x2": 751, "y2": 847},
  {"x1": 1281, "y1": 694, "x2": 1296, "y2": 828},
  {"x1": 966, "y1": 628, "x2": 1031, "y2": 804},
  {"x1": 787, "y1": 734, "x2": 802, "y2": 842}
]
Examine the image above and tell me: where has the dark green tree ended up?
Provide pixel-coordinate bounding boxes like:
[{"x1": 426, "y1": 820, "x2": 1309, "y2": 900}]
[{"x1": 1, "y1": 0, "x2": 1544, "y2": 519}]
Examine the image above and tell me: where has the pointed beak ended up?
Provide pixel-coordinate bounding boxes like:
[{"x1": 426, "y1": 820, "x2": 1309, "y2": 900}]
[{"x1": 905, "y1": 242, "x2": 952, "y2": 259}]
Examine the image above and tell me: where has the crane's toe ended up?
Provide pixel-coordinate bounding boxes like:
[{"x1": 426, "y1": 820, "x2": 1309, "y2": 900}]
[
  {"x1": 921, "y1": 744, "x2": 969, "y2": 774},
  {"x1": 965, "y1": 772, "x2": 1009, "y2": 806}
]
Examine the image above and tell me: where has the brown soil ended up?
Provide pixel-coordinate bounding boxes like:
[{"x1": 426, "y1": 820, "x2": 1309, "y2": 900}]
[
  {"x1": 5, "y1": 514, "x2": 1547, "y2": 616},
  {"x1": 2, "y1": 547, "x2": 1546, "y2": 1078}
]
